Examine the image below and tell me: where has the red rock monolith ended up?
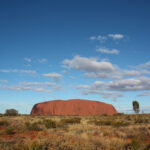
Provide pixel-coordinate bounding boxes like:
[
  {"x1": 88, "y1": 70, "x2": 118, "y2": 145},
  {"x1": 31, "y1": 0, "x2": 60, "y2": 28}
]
[{"x1": 31, "y1": 99, "x2": 118, "y2": 116}]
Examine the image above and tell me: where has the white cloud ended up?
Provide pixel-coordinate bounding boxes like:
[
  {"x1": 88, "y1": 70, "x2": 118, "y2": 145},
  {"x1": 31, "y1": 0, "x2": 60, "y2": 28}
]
[
  {"x1": 24, "y1": 58, "x2": 31, "y2": 63},
  {"x1": 20, "y1": 81, "x2": 58, "y2": 87},
  {"x1": 52, "y1": 84, "x2": 63, "y2": 91},
  {"x1": 138, "y1": 61, "x2": 150, "y2": 68},
  {"x1": 20, "y1": 70, "x2": 37, "y2": 75},
  {"x1": 1, "y1": 85, "x2": 32, "y2": 91},
  {"x1": 89, "y1": 36, "x2": 96, "y2": 40},
  {"x1": 143, "y1": 62, "x2": 150, "y2": 68},
  {"x1": 140, "y1": 106, "x2": 150, "y2": 113},
  {"x1": 1, "y1": 69, "x2": 10, "y2": 73},
  {"x1": 62, "y1": 56, "x2": 150, "y2": 81},
  {"x1": 76, "y1": 81, "x2": 105, "y2": 91},
  {"x1": 138, "y1": 91, "x2": 150, "y2": 97},
  {"x1": 107, "y1": 77, "x2": 150, "y2": 91},
  {"x1": 25, "y1": 64, "x2": 31, "y2": 67},
  {"x1": 0, "y1": 80, "x2": 8, "y2": 83},
  {"x1": 63, "y1": 55, "x2": 116, "y2": 73},
  {"x1": 32, "y1": 87, "x2": 52, "y2": 93},
  {"x1": 12, "y1": 69, "x2": 18, "y2": 72},
  {"x1": 75, "y1": 85, "x2": 90, "y2": 89},
  {"x1": 123, "y1": 70, "x2": 141, "y2": 76},
  {"x1": 69, "y1": 76, "x2": 76, "y2": 79},
  {"x1": 82, "y1": 89, "x2": 123, "y2": 101},
  {"x1": 63, "y1": 56, "x2": 123, "y2": 79},
  {"x1": 108, "y1": 34, "x2": 124, "y2": 40},
  {"x1": 89, "y1": 35, "x2": 107, "y2": 42},
  {"x1": 97, "y1": 35, "x2": 107, "y2": 41},
  {"x1": 96, "y1": 48, "x2": 119, "y2": 55},
  {"x1": 74, "y1": 81, "x2": 123, "y2": 101},
  {"x1": 0, "y1": 69, "x2": 37, "y2": 75},
  {"x1": 61, "y1": 70, "x2": 70, "y2": 74},
  {"x1": 84, "y1": 70, "x2": 122, "y2": 79},
  {"x1": 44, "y1": 82, "x2": 56, "y2": 86},
  {"x1": 83, "y1": 72, "x2": 109, "y2": 79},
  {"x1": 93, "y1": 81, "x2": 105, "y2": 86},
  {"x1": 0, "y1": 79, "x2": 64, "y2": 94},
  {"x1": 20, "y1": 82, "x2": 40, "y2": 86},
  {"x1": 0, "y1": 82, "x2": 63, "y2": 93},
  {"x1": 101, "y1": 92, "x2": 124, "y2": 101},
  {"x1": 43, "y1": 73, "x2": 63, "y2": 81},
  {"x1": 38, "y1": 58, "x2": 48, "y2": 64},
  {"x1": 123, "y1": 70, "x2": 150, "y2": 77},
  {"x1": 73, "y1": 76, "x2": 150, "y2": 101},
  {"x1": 89, "y1": 34, "x2": 124, "y2": 42}
]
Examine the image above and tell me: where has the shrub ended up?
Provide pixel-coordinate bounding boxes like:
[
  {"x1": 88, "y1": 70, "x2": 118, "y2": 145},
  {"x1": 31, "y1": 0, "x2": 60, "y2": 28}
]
[
  {"x1": 97, "y1": 120, "x2": 112, "y2": 126},
  {"x1": 88, "y1": 119, "x2": 112, "y2": 126},
  {"x1": 43, "y1": 119, "x2": 56, "y2": 129},
  {"x1": 135, "y1": 116, "x2": 149, "y2": 124},
  {"x1": 114, "y1": 113, "x2": 124, "y2": 116},
  {"x1": 144, "y1": 144, "x2": 150, "y2": 150},
  {"x1": 0, "y1": 120, "x2": 8, "y2": 126},
  {"x1": 112, "y1": 120, "x2": 129, "y2": 127},
  {"x1": 101, "y1": 114, "x2": 108, "y2": 116},
  {"x1": 56, "y1": 121, "x2": 68, "y2": 129},
  {"x1": 30, "y1": 142, "x2": 43, "y2": 150},
  {"x1": 60, "y1": 117, "x2": 81, "y2": 125},
  {"x1": 88, "y1": 119, "x2": 129, "y2": 127},
  {"x1": 124, "y1": 138, "x2": 143, "y2": 150},
  {"x1": 5, "y1": 128, "x2": 15, "y2": 135},
  {"x1": 125, "y1": 115, "x2": 132, "y2": 121},
  {"x1": 5, "y1": 109, "x2": 18, "y2": 116},
  {"x1": 18, "y1": 142, "x2": 45, "y2": 150},
  {"x1": 25, "y1": 122, "x2": 41, "y2": 131}
]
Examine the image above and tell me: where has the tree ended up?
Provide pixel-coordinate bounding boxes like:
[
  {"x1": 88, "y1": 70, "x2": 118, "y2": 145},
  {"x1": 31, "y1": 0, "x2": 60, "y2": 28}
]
[
  {"x1": 132, "y1": 101, "x2": 139, "y2": 114},
  {"x1": 5, "y1": 109, "x2": 18, "y2": 116}
]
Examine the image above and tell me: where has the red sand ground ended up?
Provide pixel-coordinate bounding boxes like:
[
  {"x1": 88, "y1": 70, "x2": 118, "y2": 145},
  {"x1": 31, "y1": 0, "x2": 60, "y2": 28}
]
[{"x1": 31, "y1": 99, "x2": 118, "y2": 116}]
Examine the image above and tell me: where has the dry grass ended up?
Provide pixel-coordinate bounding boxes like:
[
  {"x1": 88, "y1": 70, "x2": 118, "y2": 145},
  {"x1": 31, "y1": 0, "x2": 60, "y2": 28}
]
[{"x1": 0, "y1": 114, "x2": 150, "y2": 149}]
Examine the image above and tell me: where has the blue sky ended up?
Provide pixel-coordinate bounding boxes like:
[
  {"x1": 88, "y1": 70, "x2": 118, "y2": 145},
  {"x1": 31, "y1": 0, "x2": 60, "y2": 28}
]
[{"x1": 0, "y1": 0, "x2": 150, "y2": 114}]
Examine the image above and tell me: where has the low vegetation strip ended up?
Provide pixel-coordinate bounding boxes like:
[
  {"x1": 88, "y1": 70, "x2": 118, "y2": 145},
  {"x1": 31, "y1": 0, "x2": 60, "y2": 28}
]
[
  {"x1": 88, "y1": 119, "x2": 130, "y2": 127},
  {"x1": 0, "y1": 114, "x2": 150, "y2": 149}
]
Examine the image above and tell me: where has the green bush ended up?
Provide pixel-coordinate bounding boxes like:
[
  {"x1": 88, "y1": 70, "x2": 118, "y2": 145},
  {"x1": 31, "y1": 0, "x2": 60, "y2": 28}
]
[
  {"x1": 60, "y1": 117, "x2": 81, "y2": 125},
  {"x1": 101, "y1": 114, "x2": 108, "y2": 116},
  {"x1": 125, "y1": 115, "x2": 132, "y2": 121},
  {"x1": 43, "y1": 119, "x2": 56, "y2": 129},
  {"x1": 124, "y1": 138, "x2": 143, "y2": 150},
  {"x1": 13, "y1": 141, "x2": 49, "y2": 150},
  {"x1": 5, "y1": 109, "x2": 18, "y2": 116},
  {"x1": 135, "y1": 117, "x2": 149, "y2": 124},
  {"x1": 88, "y1": 119, "x2": 112, "y2": 126},
  {"x1": 5, "y1": 128, "x2": 15, "y2": 135},
  {"x1": 112, "y1": 120, "x2": 129, "y2": 127},
  {"x1": 25, "y1": 122, "x2": 41, "y2": 131},
  {"x1": 88, "y1": 119, "x2": 129, "y2": 127},
  {"x1": 30, "y1": 142, "x2": 43, "y2": 150},
  {"x1": 97, "y1": 120, "x2": 112, "y2": 126},
  {"x1": 114, "y1": 113, "x2": 124, "y2": 116},
  {"x1": 0, "y1": 120, "x2": 8, "y2": 126},
  {"x1": 18, "y1": 142, "x2": 45, "y2": 150}
]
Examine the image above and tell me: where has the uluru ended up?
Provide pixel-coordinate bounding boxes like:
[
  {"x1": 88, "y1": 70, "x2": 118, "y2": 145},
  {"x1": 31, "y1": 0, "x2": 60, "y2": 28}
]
[{"x1": 31, "y1": 99, "x2": 118, "y2": 116}]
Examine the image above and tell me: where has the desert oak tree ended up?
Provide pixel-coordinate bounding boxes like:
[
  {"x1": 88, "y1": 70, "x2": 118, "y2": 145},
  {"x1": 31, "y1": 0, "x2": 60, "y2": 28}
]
[{"x1": 132, "y1": 100, "x2": 140, "y2": 114}]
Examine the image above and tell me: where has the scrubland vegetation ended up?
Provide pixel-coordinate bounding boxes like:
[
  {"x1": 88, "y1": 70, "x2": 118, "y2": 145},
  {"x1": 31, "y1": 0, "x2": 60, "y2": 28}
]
[{"x1": 0, "y1": 114, "x2": 150, "y2": 150}]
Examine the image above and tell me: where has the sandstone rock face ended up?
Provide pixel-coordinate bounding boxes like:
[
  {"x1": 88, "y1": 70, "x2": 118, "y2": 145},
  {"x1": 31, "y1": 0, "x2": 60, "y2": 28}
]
[{"x1": 31, "y1": 99, "x2": 118, "y2": 116}]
